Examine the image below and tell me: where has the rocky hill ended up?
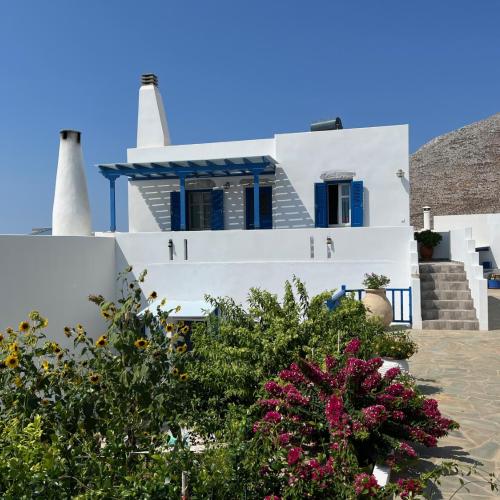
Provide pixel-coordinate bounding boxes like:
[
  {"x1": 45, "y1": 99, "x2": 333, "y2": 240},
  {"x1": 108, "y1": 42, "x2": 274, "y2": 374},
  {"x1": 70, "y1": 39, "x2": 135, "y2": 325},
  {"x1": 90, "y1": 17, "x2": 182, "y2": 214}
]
[{"x1": 410, "y1": 112, "x2": 500, "y2": 228}]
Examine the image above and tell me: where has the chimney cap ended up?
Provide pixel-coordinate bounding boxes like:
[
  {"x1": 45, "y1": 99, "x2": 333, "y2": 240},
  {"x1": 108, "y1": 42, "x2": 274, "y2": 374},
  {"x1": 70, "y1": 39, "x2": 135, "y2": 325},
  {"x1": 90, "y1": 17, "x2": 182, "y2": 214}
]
[
  {"x1": 59, "y1": 130, "x2": 81, "y2": 142},
  {"x1": 141, "y1": 73, "x2": 158, "y2": 86}
]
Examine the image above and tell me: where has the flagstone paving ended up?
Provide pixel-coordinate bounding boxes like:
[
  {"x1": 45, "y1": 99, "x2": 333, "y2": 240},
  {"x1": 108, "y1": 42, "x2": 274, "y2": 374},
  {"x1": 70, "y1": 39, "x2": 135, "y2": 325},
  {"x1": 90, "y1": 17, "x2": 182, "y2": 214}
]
[{"x1": 408, "y1": 289, "x2": 500, "y2": 498}]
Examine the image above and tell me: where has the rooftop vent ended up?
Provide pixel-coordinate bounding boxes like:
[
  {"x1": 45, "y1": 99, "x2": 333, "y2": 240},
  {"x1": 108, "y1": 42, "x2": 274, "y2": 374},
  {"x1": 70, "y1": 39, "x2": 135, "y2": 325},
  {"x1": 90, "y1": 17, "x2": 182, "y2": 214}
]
[
  {"x1": 141, "y1": 73, "x2": 158, "y2": 87},
  {"x1": 310, "y1": 117, "x2": 343, "y2": 132}
]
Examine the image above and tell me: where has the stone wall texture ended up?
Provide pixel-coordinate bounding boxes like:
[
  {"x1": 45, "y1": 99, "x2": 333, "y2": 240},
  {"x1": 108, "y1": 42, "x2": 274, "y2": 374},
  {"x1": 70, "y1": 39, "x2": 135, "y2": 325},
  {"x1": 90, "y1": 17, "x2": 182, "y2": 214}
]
[{"x1": 410, "y1": 112, "x2": 500, "y2": 228}]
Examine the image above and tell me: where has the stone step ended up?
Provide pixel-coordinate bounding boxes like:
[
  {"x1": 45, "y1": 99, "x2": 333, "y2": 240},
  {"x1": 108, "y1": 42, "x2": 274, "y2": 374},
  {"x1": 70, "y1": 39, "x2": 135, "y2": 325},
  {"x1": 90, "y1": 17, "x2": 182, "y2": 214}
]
[
  {"x1": 421, "y1": 299, "x2": 474, "y2": 310},
  {"x1": 422, "y1": 309, "x2": 478, "y2": 320},
  {"x1": 420, "y1": 272, "x2": 467, "y2": 282},
  {"x1": 420, "y1": 280, "x2": 469, "y2": 291},
  {"x1": 419, "y1": 263, "x2": 465, "y2": 274},
  {"x1": 421, "y1": 289, "x2": 472, "y2": 300},
  {"x1": 422, "y1": 319, "x2": 479, "y2": 330}
]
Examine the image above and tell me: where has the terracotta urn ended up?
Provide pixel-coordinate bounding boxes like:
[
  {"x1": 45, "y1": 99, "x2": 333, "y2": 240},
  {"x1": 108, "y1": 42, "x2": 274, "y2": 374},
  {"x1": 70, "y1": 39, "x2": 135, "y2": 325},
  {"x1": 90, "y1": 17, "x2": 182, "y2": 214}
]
[
  {"x1": 419, "y1": 244, "x2": 434, "y2": 261},
  {"x1": 362, "y1": 289, "x2": 392, "y2": 327}
]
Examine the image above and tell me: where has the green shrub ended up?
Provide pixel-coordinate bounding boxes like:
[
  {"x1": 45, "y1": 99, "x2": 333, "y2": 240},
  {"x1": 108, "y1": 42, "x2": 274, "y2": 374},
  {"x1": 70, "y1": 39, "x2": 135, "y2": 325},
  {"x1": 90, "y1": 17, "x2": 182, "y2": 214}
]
[
  {"x1": 372, "y1": 330, "x2": 418, "y2": 359},
  {"x1": 362, "y1": 273, "x2": 390, "y2": 289},
  {"x1": 414, "y1": 230, "x2": 443, "y2": 248}
]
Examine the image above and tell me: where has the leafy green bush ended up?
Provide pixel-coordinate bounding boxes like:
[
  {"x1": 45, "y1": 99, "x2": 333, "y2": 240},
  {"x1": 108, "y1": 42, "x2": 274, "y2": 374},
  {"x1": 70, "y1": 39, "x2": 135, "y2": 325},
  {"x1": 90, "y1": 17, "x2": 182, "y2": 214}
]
[
  {"x1": 372, "y1": 330, "x2": 418, "y2": 359},
  {"x1": 362, "y1": 273, "x2": 390, "y2": 289},
  {"x1": 414, "y1": 230, "x2": 443, "y2": 248}
]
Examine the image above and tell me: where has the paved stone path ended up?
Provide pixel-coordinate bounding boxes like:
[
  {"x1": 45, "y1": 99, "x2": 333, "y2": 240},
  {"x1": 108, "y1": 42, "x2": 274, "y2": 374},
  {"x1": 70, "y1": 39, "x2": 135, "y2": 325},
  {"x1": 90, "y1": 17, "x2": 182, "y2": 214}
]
[{"x1": 408, "y1": 289, "x2": 500, "y2": 498}]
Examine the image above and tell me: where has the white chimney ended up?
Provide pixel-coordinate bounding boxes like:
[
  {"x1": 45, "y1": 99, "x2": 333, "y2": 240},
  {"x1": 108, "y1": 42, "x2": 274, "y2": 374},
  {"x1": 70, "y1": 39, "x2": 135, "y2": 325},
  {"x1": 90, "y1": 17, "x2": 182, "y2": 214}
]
[
  {"x1": 137, "y1": 73, "x2": 170, "y2": 148},
  {"x1": 423, "y1": 206, "x2": 431, "y2": 230},
  {"x1": 52, "y1": 130, "x2": 92, "y2": 236}
]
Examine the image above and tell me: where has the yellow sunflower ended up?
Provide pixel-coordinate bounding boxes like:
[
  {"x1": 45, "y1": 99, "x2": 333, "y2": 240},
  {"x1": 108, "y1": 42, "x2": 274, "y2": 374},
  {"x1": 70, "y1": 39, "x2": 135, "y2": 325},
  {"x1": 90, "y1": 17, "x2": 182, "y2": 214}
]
[
  {"x1": 148, "y1": 291, "x2": 158, "y2": 301},
  {"x1": 9, "y1": 342, "x2": 19, "y2": 353},
  {"x1": 41, "y1": 318, "x2": 49, "y2": 328},
  {"x1": 181, "y1": 325, "x2": 190, "y2": 334},
  {"x1": 179, "y1": 373, "x2": 189, "y2": 382},
  {"x1": 14, "y1": 376, "x2": 22, "y2": 387},
  {"x1": 100, "y1": 309, "x2": 113, "y2": 320},
  {"x1": 165, "y1": 323, "x2": 174, "y2": 333},
  {"x1": 134, "y1": 338, "x2": 149, "y2": 349},
  {"x1": 18, "y1": 321, "x2": 30, "y2": 333},
  {"x1": 52, "y1": 343, "x2": 62, "y2": 354},
  {"x1": 5, "y1": 327, "x2": 14, "y2": 336},
  {"x1": 160, "y1": 298, "x2": 167, "y2": 307},
  {"x1": 176, "y1": 344, "x2": 187, "y2": 354},
  {"x1": 76, "y1": 323, "x2": 84, "y2": 332},
  {"x1": 41, "y1": 399, "x2": 49, "y2": 406},
  {"x1": 95, "y1": 335, "x2": 108, "y2": 348},
  {"x1": 89, "y1": 373, "x2": 101, "y2": 384},
  {"x1": 5, "y1": 354, "x2": 19, "y2": 369},
  {"x1": 64, "y1": 326, "x2": 72, "y2": 337},
  {"x1": 175, "y1": 305, "x2": 182, "y2": 313},
  {"x1": 172, "y1": 367, "x2": 179, "y2": 376},
  {"x1": 42, "y1": 360, "x2": 50, "y2": 372}
]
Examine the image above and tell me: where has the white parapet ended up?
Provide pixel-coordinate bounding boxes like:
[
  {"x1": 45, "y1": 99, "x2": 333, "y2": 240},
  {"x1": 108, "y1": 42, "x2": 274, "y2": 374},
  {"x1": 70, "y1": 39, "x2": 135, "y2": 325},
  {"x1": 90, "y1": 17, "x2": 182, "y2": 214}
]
[
  {"x1": 137, "y1": 73, "x2": 170, "y2": 148},
  {"x1": 52, "y1": 130, "x2": 92, "y2": 236}
]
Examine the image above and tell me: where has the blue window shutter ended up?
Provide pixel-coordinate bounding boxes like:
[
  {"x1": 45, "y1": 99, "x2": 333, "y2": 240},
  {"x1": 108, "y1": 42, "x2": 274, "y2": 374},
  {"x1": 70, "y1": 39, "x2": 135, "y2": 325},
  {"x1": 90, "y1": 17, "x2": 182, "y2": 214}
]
[
  {"x1": 170, "y1": 191, "x2": 180, "y2": 231},
  {"x1": 351, "y1": 180, "x2": 364, "y2": 227},
  {"x1": 245, "y1": 187, "x2": 272, "y2": 229},
  {"x1": 211, "y1": 189, "x2": 224, "y2": 230},
  {"x1": 245, "y1": 187, "x2": 254, "y2": 229},
  {"x1": 314, "y1": 183, "x2": 327, "y2": 228}
]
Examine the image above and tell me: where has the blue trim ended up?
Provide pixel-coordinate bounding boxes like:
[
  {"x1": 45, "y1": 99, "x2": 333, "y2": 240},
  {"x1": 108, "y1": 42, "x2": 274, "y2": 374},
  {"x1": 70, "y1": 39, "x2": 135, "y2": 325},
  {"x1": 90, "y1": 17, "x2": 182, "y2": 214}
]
[
  {"x1": 253, "y1": 173, "x2": 260, "y2": 229},
  {"x1": 211, "y1": 189, "x2": 224, "y2": 230},
  {"x1": 351, "y1": 180, "x2": 364, "y2": 227},
  {"x1": 170, "y1": 191, "x2": 180, "y2": 231},
  {"x1": 179, "y1": 175, "x2": 186, "y2": 231},
  {"x1": 109, "y1": 177, "x2": 117, "y2": 232},
  {"x1": 327, "y1": 286, "x2": 413, "y2": 325},
  {"x1": 314, "y1": 182, "x2": 328, "y2": 228}
]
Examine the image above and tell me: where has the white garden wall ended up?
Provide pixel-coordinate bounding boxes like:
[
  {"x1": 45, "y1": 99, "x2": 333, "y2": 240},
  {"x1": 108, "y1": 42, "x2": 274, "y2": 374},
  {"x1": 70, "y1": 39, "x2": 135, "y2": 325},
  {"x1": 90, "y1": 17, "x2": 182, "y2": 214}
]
[
  {"x1": 434, "y1": 213, "x2": 500, "y2": 269},
  {"x1": 0, "y1": 236, "x2": 116, "y2": 347},
  {"x1": 127, "y1": 125, "x2": 409, "y2": 232}
]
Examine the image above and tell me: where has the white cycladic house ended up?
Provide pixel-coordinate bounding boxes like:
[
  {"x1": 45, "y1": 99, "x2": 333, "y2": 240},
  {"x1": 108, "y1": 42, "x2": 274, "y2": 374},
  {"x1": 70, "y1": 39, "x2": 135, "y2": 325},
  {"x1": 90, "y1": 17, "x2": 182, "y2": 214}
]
[{"x1": 0, "y1": 73, "x2": 490, "y2": 347}]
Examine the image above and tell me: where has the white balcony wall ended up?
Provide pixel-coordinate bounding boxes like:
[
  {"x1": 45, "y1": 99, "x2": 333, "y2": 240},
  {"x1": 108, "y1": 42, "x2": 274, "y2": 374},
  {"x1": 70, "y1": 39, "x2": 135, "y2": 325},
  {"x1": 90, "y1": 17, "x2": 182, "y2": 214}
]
[{"x1": 115, "y1": 226, "x2": 413, "y2": 306}]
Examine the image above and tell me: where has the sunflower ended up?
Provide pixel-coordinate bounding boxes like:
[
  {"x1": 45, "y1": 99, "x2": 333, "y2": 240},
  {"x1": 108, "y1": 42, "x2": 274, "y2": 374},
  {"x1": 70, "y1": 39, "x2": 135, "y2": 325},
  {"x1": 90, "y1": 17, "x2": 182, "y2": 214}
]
[
  {"x1": 41, "y1": 399, "x2": 49, "y2": 406},
  {"x1": 179, "y1": 373, "x2": 189, "y2": 382},
  {"x1": 63, "y1": 326, "x2": 72, "y2": 337},
  {"x1": 160, "y1": 298, "x2": 167, "y2": 307},
  {"x1": 175, "y1": 305, "x2": 182, "y2": 313},
  {"x1": 76, "y1": 323, "x2": 84, "y2": 332},
  {"x1": 148, "y1": 291, "x2": 158, "y2": 301},
  {"x1": 178, "y1": 320, "x2": 185, "y2": 327},
  {"x1": 9, "y1": 342, "x2": 19, "y2": 353},
  {"x1": 172, "y1": 367, "x2": 179, "y2": 376},
  {"x1": 14, "y1": 376, "x2": 22, "y2": 388},
  {"x1": 5, "y1": 354, "x2": 19, "y2": 369},
  {"x1": 0, "y1": 333, "x2": 4, "y2": 342},
  {"x1": 42, "y1": 360, "x2": 50, "y2": 372},
  {"x1": 41, "y1": 318, "x2": 49, "y2": 328},
  {"x1": 18, "y1": 321, "x2": 30, "y2": 333},
  {"x1": 89, "y1": 373, "x2": 101, "y2": 384},
  {"x1": 100, "y1": 309, "x2": 113, "y2": 320},
  {"x1": 181, "y1": 325, "x2": 190, "y2": 334},
  {"x1": 95, "y1": 335, "x2": 108, "y2": 348},
  {"x1": 165, "y1": 323, "x2": 174, "y2": 333},
  {"x1": 176, "y1": 344, "x2": 187, "y2": 354},
  {"x1": 134, "y1": 338, "x2": 149, "y2": 349},
  {"x1": 5, "y1": 327, "x2": 13, "y2": 335},
  {"x1": 52, "y1": 343, "x2": 62, "y2": 354}
]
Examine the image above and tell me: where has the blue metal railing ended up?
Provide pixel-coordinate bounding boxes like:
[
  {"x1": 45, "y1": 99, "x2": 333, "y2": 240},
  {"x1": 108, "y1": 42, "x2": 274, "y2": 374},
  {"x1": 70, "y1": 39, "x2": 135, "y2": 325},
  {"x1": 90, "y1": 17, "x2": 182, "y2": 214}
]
[{"x1": 327, "y1": 286, "x2": 413, "y2": 325}]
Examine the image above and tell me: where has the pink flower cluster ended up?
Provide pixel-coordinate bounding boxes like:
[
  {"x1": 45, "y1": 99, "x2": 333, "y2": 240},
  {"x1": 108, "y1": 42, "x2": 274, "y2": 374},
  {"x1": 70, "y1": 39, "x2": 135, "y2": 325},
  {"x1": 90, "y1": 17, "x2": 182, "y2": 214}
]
[
  {"x1": 353, "y1": 473, "x2": 380, "y2": 496},
  {"x1": 344, "y1": 337, "x2": 361, "y2": 355},
  {"x1": 362, "y1": 405, "x2": 387, "y2": 428},
  {"x1": 397, "y1": 478, "x2": 423, "y2": 499}
]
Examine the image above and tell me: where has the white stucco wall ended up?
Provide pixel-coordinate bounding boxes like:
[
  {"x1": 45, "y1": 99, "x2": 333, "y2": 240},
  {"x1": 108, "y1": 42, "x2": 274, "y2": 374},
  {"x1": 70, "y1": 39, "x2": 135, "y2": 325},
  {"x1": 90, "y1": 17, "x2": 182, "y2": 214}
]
[
  {"x1": 126, "y1": 125, "x2": 409, "y2": 232},
  {"x1": 434, "y1": 213, "x2": 500, "y2": 269},
  {"x1": 115, "y1": 226, "x2": 414, "y2": 308},
  {"x1": 0, "y1": 236, "x2": 116, "y2": 347}
]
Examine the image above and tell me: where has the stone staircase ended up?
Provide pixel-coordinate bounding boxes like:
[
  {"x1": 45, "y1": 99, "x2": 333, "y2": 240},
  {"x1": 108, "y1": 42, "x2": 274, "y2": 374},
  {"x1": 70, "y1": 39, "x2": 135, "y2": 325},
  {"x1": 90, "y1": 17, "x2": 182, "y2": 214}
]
[{"x1": 419, "y1": 261, "x2": 479, "y2": 330}]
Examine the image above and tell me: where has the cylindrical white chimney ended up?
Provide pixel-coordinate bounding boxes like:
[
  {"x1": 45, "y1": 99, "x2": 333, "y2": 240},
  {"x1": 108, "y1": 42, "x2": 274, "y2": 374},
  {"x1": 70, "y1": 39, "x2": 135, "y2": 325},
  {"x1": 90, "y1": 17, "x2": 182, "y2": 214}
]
[
  {"x1": 52, "y1": 130, "x2": 92, "y2": 236},
  {"x1": 137, "y1": 73, "x2": 170, "y2": 148},
  {"x1": 423, "y1": 206, "x2": 431, "y2": 230}
]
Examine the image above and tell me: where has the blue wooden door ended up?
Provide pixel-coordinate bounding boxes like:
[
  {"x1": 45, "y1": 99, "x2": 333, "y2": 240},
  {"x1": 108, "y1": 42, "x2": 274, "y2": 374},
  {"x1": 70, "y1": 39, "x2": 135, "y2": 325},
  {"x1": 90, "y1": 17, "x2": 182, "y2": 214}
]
[{"x1": 245, "y1": 186, "x2": 272, "y2": 229}]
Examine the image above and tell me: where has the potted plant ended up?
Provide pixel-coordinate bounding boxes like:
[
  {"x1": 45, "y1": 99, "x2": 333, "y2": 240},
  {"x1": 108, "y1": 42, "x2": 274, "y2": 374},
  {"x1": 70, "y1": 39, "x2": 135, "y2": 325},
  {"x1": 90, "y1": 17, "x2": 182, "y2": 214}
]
[
  {"x1": 361, "y1": 272, "x2": 392, "y2": 327},
  {"x1": 372, "y1": 330, "x2": 418, "y2": 375},
  {"x1": 414, "y1": 230, "x2": 442, "y2": 261},
  {"x1": 487, "y1": 272, "x2": 500, "y2": 289}
]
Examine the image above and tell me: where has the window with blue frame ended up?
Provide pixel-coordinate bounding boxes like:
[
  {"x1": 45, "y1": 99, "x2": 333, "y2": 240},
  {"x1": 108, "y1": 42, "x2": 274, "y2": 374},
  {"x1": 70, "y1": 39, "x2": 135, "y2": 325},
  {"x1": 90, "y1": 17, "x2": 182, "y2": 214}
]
[
  {"x1": 315, "y1": 180, "x2": 363, "y2": 228},
  {"x1": 171, "y1": 189, "x2": 224, "y2": 231}
]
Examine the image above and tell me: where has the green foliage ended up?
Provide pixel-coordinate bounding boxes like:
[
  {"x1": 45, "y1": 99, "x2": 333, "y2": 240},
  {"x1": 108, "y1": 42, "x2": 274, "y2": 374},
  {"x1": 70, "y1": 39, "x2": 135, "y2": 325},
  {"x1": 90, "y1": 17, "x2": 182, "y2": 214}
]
[
  {"x1": 414, "y1": 230, "x2": 443, "y2": 248},
  {"x1": 362, "y1": 273, "x2": 390, "y2": 289},
  {"x1": 372, "y1": 330, "x2": 418, "y2": 359}
]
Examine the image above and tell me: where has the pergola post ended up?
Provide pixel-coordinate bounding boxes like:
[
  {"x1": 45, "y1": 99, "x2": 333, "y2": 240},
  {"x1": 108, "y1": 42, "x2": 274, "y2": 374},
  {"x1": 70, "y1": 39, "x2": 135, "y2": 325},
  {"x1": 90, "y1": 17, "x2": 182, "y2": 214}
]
[
  {"x1": 108, "y1": 175, "x2": 117, "y2": 232},
  {"x1": 179, "y1": 174, "x2": 187, "y2": 231},
  {"x1": 253, "y1": 172, "x2": 260, "y2": 229}
]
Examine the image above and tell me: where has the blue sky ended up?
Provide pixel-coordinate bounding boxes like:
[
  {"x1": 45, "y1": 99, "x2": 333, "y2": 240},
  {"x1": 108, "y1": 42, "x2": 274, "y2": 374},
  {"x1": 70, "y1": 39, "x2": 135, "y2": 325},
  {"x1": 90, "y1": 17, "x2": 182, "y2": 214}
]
[{"x1": 0, "y1": 1, "x2": 499, "y2": 233}]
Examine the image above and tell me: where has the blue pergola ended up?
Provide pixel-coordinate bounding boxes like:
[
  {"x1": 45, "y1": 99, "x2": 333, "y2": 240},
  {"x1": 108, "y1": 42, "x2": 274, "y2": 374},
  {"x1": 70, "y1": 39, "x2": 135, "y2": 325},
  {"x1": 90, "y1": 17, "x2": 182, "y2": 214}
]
[{"x1": 97, "y1": 155, "x2": 277, "y2": 232}]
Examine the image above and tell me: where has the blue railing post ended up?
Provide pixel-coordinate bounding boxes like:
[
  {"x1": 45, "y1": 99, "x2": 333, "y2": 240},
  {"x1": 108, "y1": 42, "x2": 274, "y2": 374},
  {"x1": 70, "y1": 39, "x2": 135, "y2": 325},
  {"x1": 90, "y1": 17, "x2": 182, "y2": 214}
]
[{"x1": 108, "y1": 175, "x2": 117, "y2": 232}]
